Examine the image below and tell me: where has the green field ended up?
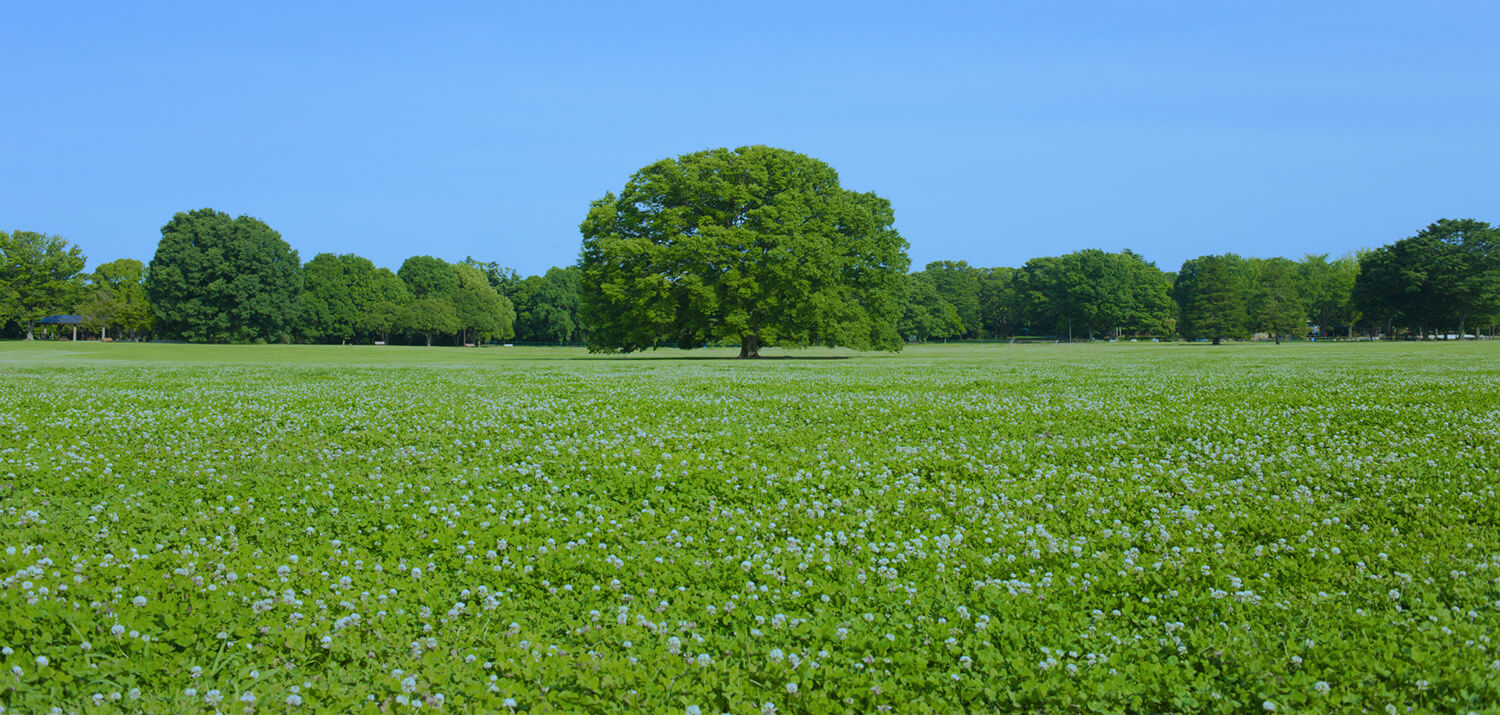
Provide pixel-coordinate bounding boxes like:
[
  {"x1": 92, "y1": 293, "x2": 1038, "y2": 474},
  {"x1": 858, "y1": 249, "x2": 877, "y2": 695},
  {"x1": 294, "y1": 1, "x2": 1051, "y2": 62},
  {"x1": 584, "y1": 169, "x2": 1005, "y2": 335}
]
[{"x1": 2, "y1": 342, "x2": 1498, "y2": 713}]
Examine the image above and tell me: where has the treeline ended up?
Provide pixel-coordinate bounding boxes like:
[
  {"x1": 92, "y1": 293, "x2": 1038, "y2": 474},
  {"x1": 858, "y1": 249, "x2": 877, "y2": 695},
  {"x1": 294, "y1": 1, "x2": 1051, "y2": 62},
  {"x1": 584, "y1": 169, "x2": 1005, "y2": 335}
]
[
  {"x1": 3, "y1": 210, "x2": 1496, "y2": 344},
  {"x1": 2, "y1": 209, "x2": 582, "y2": 345}
]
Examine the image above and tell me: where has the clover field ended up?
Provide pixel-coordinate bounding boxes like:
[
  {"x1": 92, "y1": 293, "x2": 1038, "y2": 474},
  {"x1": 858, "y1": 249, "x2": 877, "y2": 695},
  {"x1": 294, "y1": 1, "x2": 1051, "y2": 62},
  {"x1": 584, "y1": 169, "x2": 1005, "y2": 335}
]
[{"x1": 2, "y1": 342, "x2": 1498, "y2": 713}]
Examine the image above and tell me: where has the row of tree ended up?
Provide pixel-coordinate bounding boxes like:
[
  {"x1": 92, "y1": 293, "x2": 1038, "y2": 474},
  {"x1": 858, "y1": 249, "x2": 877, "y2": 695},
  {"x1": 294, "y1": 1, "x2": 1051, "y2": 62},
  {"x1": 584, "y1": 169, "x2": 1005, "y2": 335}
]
[
  {"x1": 1, "y1": 209, "x2": 585, "y2": 345},
  {"x1": 3, "y1": 212, "x2": 1495, "y2": 346}
]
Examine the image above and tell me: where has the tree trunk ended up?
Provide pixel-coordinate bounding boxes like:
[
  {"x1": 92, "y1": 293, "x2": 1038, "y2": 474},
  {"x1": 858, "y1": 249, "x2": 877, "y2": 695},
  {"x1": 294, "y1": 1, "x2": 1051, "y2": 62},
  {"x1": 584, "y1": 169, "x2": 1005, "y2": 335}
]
[
  {"x1": 1274, "y1": 334, "x2": 1281, "y2": 345},
  {"x1": 26, "y1": 321, "x2": 34, "y2": 340},
  {"x1": 738, "y1": 334, "x2": 761, "y2": 359},
  {"x1": 1211, "y1": 336, "x2": 1222, "y2": 346},
  {"x1": 425, "y1": 333, "x2": 432, "y2": 347}
]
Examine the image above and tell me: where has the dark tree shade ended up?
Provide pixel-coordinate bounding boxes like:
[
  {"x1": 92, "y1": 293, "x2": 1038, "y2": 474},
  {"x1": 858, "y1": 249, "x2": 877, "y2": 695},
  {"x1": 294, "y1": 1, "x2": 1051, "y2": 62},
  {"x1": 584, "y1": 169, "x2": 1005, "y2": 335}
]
[
  {"x1": 579, "y1": 146, "x2": 909, "y2": 357},
  {"x1": 145, "y1": 209, "x2": 301, "y2": 342}
]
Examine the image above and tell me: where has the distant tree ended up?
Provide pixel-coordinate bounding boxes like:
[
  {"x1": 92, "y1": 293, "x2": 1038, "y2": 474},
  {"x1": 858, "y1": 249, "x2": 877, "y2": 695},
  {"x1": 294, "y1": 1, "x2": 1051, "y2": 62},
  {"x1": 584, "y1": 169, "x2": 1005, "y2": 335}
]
[
  {"x1": 1295, "y1": 253, "x2": 1360, "y2": 338},
  {"x1": 1351, "y1": 245, "x2": 1408, "y2": 336},
  {"x1": 1421, "y1": 219, "x2": 1499, "y2": 338},
  {"x1": 900, "y1": 272, "x2": 963, "y2": 341},
  {"x1": 1248, "y1": 257, "x2": 1306, "y2": 343},
  {"x1": 145, "y1": 209, "x2": 301, "y2": 342},
  {"x1": 398, "y1": 255, "x2": 459, "y2": 299},
  {"x1": 924, "y1": 261, "x2": 982, "y2": 338},
  {"x1": 361, "y1": 301, "x2": 404, "y2": 344},
  {"x1": 1174, "y1": 254, "x2": 1250, "y2": 344},
  {"x1": 579, "y1": 146, "x2": 909, "y2": 357},
  {"x1": 462, "y1": 257, "x2": 523, "y2": 297},
  {"x1": 1351, "y1": 220, "x2": 1500, "y2": 338},
  {"x1": 77, "y1": 258, "x2": 153, "y2": 340},
  {"x1": 512, "y1": 266, "x2": 582, "y2": 343},
  {"x1": 299, "y1": 254, "x2": 409, "y2": 343},
  {"x1": 451, "y1": 263, "x2": 515, "y2": 345},
  {"x1": 0, "y1": 230, "x2": 88, "y2": 340},
  {"x1": 1014, "y1": 249, "x2": 1173, "y2": 339},
  {"x1": 398, "y1": 297, "x2": 459, "y2": 346},
  {"x1": 977, "y1": 266, "x2": 1020, "y2": 338}
]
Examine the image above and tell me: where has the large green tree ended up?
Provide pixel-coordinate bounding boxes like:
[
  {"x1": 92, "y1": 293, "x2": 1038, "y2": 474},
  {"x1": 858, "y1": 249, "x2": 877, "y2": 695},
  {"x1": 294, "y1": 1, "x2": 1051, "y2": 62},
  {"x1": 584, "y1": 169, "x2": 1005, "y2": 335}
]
[
  {"x1": 145, "y1": 209, "x2": 301, "y2": 342},
  {"x1": 299, "y1": 254, "x2": 409, "y2": 343},
  {"x1": 899, "y1": 272, "x2": 964, "y2": 342},
  {"x1": 1174, "y1": 254, "x2": 1250, "y2": 344},
  {"x1": 77, "y1": 258, "x2": 153, "y2": 340},
  {"x1": 451, "y1": 263, "x2": 515, "y2": 345},
  {"x1": 398, "y1": 297, "x2": 459, "y2": 347},
  {"x1": 1248, "y1": 257, "x2": 1306, "y2": 343},
  {"x1": 1295, "y1": 253, "x2": 1360, "y2": 338},
  {"x1": 1352, "y1": 219, "x2": 1500, "y2": 338},
  {"x1": 977, "y1": 266, "x2": 1021, "y2": 338},
  {"x1": 0, "y1": 230, "x2": 88, "y2": 339},
  {"x1": 512, "y1": 266, "x2": 583, "y2": 343},
  {"x1": 1014, "y1": 249, "x2": 1173, "y2": 339},
  {"x1": 398, "y1": 255, "x2": 460, "y2": 299},
  {"x1": 579, "y1": 146, "x2": 909, "y2": 357},
  {"x1": 922, "y1": 261, "x2": 982, "y2": 338}
]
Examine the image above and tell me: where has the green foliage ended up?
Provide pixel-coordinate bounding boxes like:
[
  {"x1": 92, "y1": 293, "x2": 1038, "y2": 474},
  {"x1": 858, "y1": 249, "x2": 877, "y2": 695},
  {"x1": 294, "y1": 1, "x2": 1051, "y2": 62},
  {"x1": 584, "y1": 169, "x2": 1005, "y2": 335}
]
[
  {"x1": 77, "y1": 258, "x2": 154, "y2": 339},
  {"x1": 922, "y1": 261, "x2": 982, "y2": 338},
  {"x1": 579, "y1": 146, "x2": 910, "y2": 357},
  {"x1": 977, "y1": 266, "x2": 1021, "y2": 337},
  {"x1": 461, "y1": 257, "x2": 522, "y2": 296},
  {"x1": 298, "y1": 254, "x2": 410, "y2": 343},
  {"x1": 397, "y1": 256, "x2": 459, "y2": 300},
  {"x1": 144, "y1": 209, "x2": 301, "y2": 343},
  {"x1": 512, "y1": 266, "x2": 583, "y2": 343},
  {"x1": 397, "y1": 296, "x2": 460, "y2": 346},
  {"x1": 1175, "y1": 254, "x2": 1251, "y2": 344},
  {"x1": 899, "y1": 271, "x2": 964, "y2": 341},
  {"x1": 1017, "y1": 249, "x2": 1175, "y2": 339},
  {"x1": 0, "y1": 229, "x2": 88, "y2": 338},
  {"x1": 2, "y1": 341, "x2": 1498, "y2": 712},
  {"x1": 1248, "y1": 257, "x2": 1307, "y2": 342},
  {"x1": 1295, "y1": 253, "x2": 1360, "y2": 337},
  {"x1": 1353, "y1": 219, "x2": 1500, "y2": 337}
]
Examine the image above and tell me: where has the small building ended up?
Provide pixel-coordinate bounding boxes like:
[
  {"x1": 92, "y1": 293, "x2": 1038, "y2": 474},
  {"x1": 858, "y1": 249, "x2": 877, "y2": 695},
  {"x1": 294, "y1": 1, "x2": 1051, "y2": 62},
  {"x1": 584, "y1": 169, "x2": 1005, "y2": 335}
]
[{"x1": 37, "y1": 314, "x2": 83, "y2": 340}]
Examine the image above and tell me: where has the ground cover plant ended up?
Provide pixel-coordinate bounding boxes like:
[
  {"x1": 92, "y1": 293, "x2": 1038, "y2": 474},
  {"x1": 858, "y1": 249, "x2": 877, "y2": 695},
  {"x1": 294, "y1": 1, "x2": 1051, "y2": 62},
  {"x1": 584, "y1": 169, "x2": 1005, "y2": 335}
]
[{"x1": 1, "y1": 342, "x2": 1498, "y2": 713}]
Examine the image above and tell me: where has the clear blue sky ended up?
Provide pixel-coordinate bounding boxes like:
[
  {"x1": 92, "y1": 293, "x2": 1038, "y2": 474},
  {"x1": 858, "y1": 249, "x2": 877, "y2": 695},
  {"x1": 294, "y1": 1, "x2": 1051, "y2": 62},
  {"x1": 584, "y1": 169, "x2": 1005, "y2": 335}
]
[{"x1": 4, "y1": 2, "x2": 1497, "y2": 276}]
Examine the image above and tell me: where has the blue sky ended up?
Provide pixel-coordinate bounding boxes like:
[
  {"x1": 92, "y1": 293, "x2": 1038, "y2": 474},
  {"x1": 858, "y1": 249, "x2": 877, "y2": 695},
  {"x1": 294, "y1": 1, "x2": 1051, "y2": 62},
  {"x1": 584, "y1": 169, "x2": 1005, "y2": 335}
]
[{"x1": 4, "y1": 2, "x2": 1497, "y2": 275}]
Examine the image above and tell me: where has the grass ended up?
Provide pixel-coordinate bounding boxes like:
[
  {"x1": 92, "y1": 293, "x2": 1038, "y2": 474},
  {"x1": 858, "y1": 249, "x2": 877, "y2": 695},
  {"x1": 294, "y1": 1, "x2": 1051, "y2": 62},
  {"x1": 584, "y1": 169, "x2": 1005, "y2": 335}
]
[{"x1": 1, "y1": 340, "x2": 1497, "y2": 713}]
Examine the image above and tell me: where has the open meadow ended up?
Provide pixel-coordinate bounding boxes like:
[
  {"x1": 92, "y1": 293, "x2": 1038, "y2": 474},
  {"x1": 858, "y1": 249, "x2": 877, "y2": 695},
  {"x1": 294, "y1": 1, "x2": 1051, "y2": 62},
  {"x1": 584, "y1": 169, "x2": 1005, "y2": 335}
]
[{"x1": 2, "y1": 341, "x2": 1498, "y2": 713}]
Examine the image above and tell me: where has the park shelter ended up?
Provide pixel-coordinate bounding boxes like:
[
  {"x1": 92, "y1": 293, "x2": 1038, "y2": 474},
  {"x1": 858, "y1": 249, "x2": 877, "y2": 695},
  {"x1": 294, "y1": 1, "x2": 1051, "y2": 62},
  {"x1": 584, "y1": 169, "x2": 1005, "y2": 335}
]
[{"x1": 37, "y1": 314, "x2": 82, "y2": 341}]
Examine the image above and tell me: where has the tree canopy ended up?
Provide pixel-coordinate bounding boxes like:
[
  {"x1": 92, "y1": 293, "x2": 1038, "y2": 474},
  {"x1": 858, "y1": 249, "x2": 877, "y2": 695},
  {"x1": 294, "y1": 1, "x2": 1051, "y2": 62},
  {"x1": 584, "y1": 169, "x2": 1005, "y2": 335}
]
[
  {"x1": 299, "y1": 253, "x2": 409, "y2": 343},
  {"x1": 78, "y1": 258, "x2": 153, "y2": 339},
  {"x1": 1174, "y1": 254, "x2": 1250, "y2": 344},
  {"x1": 579, "y1": 146, "x2": 909, "y2": 357},
  {"x1": 0, "y1": 230, "x2": 88, "y2": 339},
  {"x1": 145, "y1": 209, "x2": 301, "y2": 342}
]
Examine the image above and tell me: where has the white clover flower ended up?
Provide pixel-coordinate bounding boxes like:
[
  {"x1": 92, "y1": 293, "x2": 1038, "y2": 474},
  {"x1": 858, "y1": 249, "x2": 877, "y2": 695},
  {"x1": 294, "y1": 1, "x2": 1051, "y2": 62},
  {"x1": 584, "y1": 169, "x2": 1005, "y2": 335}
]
[
  {"x1": 34, "y1": 656, "x2": 48, "y2": 668},
  {"x1": 133, "y1": 596, "x2": 147, "y2": 607},
  {"x1": 111, "y1": 625, "x2": 125, "y2": 637},
  {"x1": 786, "y1": 682, "x2": 798, "y2": 694},
  {"x1": 1263, "y1": 702, "x2": 1275, "y2": 712},
  {"x1": 286, "y1": 693, "x2": 303, "y2": 706},
  {"x1": 686, "y1": 707, "x2": 701, "y2": 715}
]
